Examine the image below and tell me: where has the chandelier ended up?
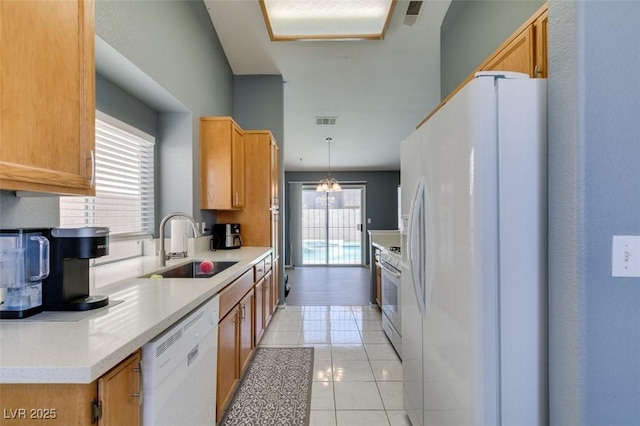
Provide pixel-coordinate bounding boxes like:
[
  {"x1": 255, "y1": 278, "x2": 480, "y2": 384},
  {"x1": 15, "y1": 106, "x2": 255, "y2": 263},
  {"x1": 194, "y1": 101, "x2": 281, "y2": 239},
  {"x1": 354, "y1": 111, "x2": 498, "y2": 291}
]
[{"x1": 316, "y1": 137, "x2": 342, "y2": 192}]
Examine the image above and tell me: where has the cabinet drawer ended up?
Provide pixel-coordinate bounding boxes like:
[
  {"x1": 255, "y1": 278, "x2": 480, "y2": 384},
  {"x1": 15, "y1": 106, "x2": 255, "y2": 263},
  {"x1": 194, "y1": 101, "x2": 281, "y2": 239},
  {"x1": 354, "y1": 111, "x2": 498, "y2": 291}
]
[
  {"x1": 219, "y1": 269, "x2": 253, "y2": 320},
  {"x1": 254, "y1": 259, "x2": 266, "y2": 282},
  {"x1": 264, "y1": 255, "x2": 272, "y2": 273}
]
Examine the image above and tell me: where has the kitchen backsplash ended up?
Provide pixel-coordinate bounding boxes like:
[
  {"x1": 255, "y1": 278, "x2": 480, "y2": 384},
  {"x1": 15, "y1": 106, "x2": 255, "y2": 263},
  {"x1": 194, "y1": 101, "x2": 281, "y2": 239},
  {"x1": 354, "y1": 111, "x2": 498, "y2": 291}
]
[{"x1": 0, "y1": 191, "x2": 59, "y2": 229}]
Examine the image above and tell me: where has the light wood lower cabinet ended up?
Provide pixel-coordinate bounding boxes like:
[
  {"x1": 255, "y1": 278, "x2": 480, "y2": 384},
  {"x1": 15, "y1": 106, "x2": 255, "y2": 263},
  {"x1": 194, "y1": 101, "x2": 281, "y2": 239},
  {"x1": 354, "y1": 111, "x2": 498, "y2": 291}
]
[
  {"x1": 97, "y1": 351, "x2": 141, "y2": 426},
  {"x1": 264, "y1": 270, "x2": 274, "y2": 326},
  {"x1": 0, "y1": 351, "x2": 140, "y2": 425},
  {"x1": 216, "y1": 268, "x2": 256, "y2": 422},
  {"x1": 272, "y1": 257, "x2": 280, "y2": 313},
  {"x1": 217, "y1": 306, "x2": 240, "y2": 418},
  {"x1": 238, "y1": 291, "x2": 255, "y2": 374},
  {"x1": 254, "y1": 277, "x2": 265, "y2": 344}
]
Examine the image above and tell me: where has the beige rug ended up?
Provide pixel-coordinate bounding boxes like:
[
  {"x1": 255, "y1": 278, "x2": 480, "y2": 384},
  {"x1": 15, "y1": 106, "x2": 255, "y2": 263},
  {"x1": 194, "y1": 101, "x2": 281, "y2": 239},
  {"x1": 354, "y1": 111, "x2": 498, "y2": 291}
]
[{"x1": 219, "y1": 347, "x2": 314, "y2": 426}]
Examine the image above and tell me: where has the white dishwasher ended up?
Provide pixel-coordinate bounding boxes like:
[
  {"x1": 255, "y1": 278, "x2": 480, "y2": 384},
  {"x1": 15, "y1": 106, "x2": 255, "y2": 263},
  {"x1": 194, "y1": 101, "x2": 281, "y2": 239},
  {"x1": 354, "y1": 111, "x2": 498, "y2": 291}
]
[{"x1": 142, "y1": 295, "x2": 219, "y2": 426}]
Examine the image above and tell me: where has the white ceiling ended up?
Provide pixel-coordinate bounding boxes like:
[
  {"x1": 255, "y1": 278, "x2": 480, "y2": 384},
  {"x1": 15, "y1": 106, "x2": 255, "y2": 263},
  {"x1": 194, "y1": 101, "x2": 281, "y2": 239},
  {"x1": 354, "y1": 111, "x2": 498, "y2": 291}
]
[{"x1": 204, "y1": 0, "x2": 452, "y2": 172}]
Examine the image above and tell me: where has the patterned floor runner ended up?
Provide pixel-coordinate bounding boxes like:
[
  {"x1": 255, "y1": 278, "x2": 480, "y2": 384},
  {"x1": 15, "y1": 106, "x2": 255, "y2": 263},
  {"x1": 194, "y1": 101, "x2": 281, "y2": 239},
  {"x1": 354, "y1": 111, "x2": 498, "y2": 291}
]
[{"x1": 219, "y1": 347, "x2": 314, "y2": 426}]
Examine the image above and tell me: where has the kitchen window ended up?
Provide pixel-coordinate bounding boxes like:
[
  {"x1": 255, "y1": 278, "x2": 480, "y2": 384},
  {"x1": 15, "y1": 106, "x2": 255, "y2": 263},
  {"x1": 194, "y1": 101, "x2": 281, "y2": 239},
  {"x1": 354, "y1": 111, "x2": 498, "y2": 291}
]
[{"x1": 59, "y1": 111, "x2": 155, "y2": 264}]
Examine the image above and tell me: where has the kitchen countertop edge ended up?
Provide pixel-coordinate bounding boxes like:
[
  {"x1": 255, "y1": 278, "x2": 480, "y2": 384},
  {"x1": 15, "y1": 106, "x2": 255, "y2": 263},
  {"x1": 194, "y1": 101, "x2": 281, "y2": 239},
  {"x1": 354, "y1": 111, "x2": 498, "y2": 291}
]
[{"x1": 0, "y1": 246, "x2": 272, "y2": 384}]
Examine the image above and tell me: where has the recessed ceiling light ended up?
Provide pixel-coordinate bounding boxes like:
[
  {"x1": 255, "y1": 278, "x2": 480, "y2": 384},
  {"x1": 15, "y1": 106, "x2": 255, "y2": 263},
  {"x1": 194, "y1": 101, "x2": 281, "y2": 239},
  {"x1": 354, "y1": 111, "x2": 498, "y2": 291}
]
[{"x1": 260, "y1": 0, "x2": 397, "y2": 41}]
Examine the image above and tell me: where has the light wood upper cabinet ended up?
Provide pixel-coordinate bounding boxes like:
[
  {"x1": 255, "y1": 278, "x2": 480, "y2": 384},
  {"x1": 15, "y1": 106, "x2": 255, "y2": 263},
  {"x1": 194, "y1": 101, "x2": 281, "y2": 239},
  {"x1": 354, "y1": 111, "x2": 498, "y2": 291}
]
[
  {"x1": 218, "y1": 130, "x2": 280, "y2": 251},
  {"x1": 484, "y1": 25, "x2": 535, "y2": 76},
  {"x1": 270, "y1": 137, "x2": 280, "y2": 207},
  {"x1": 200, "y1": 117, "x2": 245, "y2": 210},
  {"x1": 0, "y1": 0, "x2": 95, "y2": 195},
  {"x1": 478, "y1": 3, "x2": 547, "y2": 79},
  {"x1": 418, "y1": 3, "x2": 548, "y2": 128},
  {"x1": 534, "y1": 9, "x2": 548, "y2": 78}
]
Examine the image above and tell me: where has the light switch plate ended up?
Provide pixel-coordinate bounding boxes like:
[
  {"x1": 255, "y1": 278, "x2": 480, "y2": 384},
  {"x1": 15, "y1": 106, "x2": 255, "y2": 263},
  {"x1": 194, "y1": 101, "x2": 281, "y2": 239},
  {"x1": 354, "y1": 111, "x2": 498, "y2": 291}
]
[{"x1": 612, "y1": 235, "x2": 640, "y2": 277}]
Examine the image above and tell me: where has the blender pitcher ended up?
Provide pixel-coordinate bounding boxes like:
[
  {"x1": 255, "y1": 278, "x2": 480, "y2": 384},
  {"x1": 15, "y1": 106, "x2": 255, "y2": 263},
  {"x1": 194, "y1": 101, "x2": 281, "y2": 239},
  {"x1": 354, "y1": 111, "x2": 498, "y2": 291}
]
[{"x1": 0, "y1": 229, "x2": 50, "y2": 319}]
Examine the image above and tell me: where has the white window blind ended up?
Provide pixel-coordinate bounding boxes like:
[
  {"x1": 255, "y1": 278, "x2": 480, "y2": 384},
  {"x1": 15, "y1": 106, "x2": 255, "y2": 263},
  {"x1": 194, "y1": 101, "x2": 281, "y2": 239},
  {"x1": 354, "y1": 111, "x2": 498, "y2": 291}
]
[{"x1": 60, "y1": 113, "x2": 155, "y2": 241}]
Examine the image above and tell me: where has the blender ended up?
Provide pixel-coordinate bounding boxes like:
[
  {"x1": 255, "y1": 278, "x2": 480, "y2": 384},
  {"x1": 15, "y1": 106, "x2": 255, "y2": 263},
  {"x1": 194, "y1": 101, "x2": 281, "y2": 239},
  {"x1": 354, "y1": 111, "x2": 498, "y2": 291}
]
[{"x1": 0, "y1": 229, "x2": 50, "y2": 319}]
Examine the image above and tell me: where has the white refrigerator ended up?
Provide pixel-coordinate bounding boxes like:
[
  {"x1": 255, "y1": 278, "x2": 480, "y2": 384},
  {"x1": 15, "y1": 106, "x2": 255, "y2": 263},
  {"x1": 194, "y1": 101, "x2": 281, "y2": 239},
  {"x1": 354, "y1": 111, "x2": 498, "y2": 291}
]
[{"x1": 401, "y1": 72, "x2": 547, "y2": 426}]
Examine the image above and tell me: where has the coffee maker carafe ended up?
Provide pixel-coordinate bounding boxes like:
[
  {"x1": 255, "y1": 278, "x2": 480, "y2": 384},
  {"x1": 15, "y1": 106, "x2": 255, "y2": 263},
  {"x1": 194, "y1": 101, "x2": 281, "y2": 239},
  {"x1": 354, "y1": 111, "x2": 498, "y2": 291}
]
[
  {"x1": 0, "y1": 229, "x2": 50, "y2": 319},
  {"x1": 42, "y1": 227, "x2": 110, "y2": 311}
]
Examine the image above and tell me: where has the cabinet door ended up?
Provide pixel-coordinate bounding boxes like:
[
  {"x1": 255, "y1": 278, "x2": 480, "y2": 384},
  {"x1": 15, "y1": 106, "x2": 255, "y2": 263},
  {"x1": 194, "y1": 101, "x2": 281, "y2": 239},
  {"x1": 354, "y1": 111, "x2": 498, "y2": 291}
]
[
  {"x1": 0, "y1": 383, "x2": 97, "y2": 425},
  {"x1": 254, "y1": 279, "x2": 265, "y2": 344},
  {"x1": 231, "y1": 123, "x2": 245, "y2": 208},
  {"x1": 272, "y1": 257, "x2": 280, "y2": 309},
  {"x1": 272, "y1": 210, "x2": 280, "y2": 260},
  {"x1": 533, "y1": 9, "x2": 548, "y2": 78},
  {"x1": 98, "y1": 350, "x2": 141, "y2": 426},
  {"x1": 264, "y1": 271, "x2": 273, "y2": 327},
  {"x1": 484, "y1": 25, "x2": 535, "y2": 77},
  {"x1": 200, "y1": 117, "x2": 244, "y2": 210},
  {"x1": 270, "y1": 138, "x2": 279, "y2": 207},
  {"x1": 375, "y1": 261, "x2": 382, "y2": 307},
  {"x1": 0, "y1": 0, "x2": 95, "y2": 195},
  {"x1": 217, "y1": 309, "x2": 239, "y2": 417},
  {"x1": 238, "y1": 291, "x2": 254, "y2": 373}
]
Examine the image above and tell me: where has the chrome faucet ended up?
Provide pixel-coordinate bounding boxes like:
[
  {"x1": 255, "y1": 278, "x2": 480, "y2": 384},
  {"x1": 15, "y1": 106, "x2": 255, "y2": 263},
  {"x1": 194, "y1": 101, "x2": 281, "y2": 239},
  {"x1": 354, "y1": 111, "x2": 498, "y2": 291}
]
[{"x1": 158, "y1": 212, "x2": 202, "y2": 266}]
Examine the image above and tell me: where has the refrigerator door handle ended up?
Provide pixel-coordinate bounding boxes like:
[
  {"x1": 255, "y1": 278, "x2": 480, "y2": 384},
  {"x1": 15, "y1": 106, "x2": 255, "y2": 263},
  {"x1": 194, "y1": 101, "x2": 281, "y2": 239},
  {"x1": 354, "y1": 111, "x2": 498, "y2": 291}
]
[{"x1": 408, "y1": 177, "x2": 426, "y2": 315}]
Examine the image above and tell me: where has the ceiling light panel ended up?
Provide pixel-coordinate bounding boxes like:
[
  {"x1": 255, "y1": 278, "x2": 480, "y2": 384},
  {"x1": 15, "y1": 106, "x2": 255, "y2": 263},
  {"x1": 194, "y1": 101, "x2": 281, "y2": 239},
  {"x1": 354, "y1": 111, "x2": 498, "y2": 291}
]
[{"x1": 260, "y1": 0, "x2": 396, "y2": 41}]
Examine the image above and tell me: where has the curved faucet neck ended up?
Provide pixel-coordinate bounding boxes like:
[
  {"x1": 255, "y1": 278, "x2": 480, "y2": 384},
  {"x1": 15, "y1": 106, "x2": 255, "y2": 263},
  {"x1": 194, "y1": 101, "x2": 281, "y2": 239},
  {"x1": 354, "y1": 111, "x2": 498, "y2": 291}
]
[{"x1": 158, "y1": 212, "x2": 201, "y2": 266}]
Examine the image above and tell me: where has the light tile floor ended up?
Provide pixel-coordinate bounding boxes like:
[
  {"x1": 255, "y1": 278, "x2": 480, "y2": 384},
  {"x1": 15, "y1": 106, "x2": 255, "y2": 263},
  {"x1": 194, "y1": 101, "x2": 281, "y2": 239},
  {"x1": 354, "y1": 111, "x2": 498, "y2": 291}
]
[{"x1": 258, "y1": 305, "x2": 411, "y2": 426}]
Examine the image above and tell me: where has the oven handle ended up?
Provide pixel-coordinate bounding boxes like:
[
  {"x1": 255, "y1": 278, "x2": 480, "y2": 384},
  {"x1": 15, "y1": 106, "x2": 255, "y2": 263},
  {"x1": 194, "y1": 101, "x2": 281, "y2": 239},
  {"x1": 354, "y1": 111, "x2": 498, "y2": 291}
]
[{"x1": 380, "y1": 262, "x2": 401, "y2": 279}]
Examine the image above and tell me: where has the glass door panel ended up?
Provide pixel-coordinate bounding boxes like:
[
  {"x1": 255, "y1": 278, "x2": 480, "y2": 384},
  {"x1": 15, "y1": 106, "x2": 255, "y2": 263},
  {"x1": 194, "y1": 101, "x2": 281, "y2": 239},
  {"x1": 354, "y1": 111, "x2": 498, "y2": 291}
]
[{"x1": 300, "y1": 185, "x2": 365, "y2": 265}]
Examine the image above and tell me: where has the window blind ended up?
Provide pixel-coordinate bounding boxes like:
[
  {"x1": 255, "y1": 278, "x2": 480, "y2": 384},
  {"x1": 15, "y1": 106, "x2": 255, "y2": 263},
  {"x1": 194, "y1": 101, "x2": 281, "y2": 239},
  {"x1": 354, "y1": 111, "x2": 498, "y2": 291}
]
[{"x1": 60, "y1": 115, "x2": 155, "y2": 241}]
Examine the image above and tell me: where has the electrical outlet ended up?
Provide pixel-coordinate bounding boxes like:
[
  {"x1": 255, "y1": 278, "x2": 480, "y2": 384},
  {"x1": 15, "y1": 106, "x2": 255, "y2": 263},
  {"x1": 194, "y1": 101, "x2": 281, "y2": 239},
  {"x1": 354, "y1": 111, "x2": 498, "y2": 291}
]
[
  {"x1": 201, "y1": 222, "x2": 207, "y2": 234},
  {"x1": 612, "y1": 235, "x2": 640, "y2": 277}
]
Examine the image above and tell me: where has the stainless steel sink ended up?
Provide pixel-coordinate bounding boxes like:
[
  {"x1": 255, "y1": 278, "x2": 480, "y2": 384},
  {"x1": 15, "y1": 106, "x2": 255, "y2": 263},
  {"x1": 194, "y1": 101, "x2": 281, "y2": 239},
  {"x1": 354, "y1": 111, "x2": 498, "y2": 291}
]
[{"x1": 141, "y1": 260, "x2": 238, "y2": 279}]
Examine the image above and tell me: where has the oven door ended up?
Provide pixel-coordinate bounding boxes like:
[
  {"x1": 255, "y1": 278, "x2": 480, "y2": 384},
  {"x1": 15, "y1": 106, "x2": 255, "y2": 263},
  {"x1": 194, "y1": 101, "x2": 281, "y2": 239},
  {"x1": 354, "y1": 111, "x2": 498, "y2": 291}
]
[{"x1": 380, "y1": 261, "x2": 402, "y2": 358}]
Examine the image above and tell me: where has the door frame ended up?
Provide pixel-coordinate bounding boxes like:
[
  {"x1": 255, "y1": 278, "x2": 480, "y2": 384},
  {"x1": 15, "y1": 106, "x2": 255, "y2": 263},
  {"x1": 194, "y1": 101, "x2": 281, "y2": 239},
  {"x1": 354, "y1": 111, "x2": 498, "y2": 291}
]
[{"x1": 291, "y1": 182, "x2": 367, "y2": 266}]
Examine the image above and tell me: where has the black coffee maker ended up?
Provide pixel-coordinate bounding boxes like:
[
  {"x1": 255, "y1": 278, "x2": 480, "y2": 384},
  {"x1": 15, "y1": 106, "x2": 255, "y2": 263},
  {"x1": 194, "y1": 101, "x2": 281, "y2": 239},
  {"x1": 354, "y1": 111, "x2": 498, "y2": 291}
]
[{"x1": 41, "y1": 227, "x2": 110, "y2": 311}]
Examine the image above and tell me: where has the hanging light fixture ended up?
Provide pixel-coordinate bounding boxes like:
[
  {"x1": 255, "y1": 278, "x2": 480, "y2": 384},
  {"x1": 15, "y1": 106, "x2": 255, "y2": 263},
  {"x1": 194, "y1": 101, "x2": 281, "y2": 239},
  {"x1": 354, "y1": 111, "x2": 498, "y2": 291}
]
[{"x1": 316, "y1": 137, "x2": 342, "y2": 192}]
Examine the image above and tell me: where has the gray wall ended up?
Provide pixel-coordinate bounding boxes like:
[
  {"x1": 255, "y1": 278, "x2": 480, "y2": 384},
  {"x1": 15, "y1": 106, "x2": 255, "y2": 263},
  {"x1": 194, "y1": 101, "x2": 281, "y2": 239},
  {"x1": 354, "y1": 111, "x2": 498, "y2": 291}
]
[
  {"x1": 95, "y1": 0, "x2": 234, "y2": 230},
  {"x1": 548, "y1": 1, "x2": 640, "y2": 424},
  {"x1": 233, "y1": 75, "x2": 285, "y2": 145},
  {"x1": 440, "y1": 0, "x2": 545, "y2": 99},
  {"x1": 284, "y1": 171, "x2": 400, "y2": 266},
  {"x1": 96, "y1": 73, "x2": 159, "y2": 138}
]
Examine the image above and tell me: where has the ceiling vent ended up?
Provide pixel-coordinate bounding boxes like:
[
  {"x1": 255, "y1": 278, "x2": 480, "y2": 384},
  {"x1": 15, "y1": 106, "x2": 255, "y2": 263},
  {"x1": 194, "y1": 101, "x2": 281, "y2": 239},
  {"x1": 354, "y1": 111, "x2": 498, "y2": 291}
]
[
  {"x1": 315, "y1": 116, "x2": 337, "y2": 126},
  {"x1": 403, "y1": 1, "x2": 423, "y2": 26}
]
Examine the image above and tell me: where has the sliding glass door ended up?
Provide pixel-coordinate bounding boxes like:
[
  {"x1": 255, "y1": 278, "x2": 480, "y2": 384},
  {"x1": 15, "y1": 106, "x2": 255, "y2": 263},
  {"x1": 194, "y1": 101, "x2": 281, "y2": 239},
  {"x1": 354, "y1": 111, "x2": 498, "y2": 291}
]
[{"x1": 295, "y1": 184, "x2": 365, "y2": 265}]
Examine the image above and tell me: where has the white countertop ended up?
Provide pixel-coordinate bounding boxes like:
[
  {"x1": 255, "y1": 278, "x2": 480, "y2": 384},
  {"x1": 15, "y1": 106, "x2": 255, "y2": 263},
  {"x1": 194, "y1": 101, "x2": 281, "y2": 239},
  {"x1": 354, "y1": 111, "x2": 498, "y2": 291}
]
[
  {"x1": 0, "y1": 245, "x2": 271, "y2": 384},
  {"x1": 368, "y1": 230, "x2": 401, "y2": 252}
]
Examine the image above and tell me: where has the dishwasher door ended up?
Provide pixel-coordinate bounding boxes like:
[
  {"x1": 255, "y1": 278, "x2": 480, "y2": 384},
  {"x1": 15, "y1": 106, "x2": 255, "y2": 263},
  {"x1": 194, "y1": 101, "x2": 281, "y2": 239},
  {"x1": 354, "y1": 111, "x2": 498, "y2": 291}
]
[{"x1": 142, "y1": 295, "x2": 219, "y2": 426}]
